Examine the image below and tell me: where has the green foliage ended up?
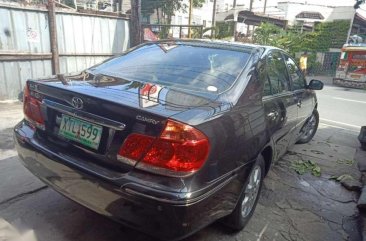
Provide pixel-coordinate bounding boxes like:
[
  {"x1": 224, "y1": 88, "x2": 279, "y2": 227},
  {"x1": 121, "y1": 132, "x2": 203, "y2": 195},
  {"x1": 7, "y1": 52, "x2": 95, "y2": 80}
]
[
  {"x1": 336, "y1": 159, "x2": 354, "y2": 165},
  {"x1": 329, "y1": 174, "x2": 354, "y2": 182},
  {"x1": 63, "y1": 0, "x2": 76, "y2": 8},
  {"x1": 190, "y1": 27, "x2": 206, "y2": 38},
  {"x1": 291, "y1": 160, "x2": 321, "y2": 177},
  {"x1": 253, "y1": 23, "x2": 303, "y2": 55},
  {"x1": 141, "y1": 0, "x2": 187, "y2": 24},
  {"x1": 302, "y1": 20, "x2": 350, "y2": 51},
  {"x1": 158, "y1": 26, "x2": 170, "y2": 39},
  {"x1": 193, "y1": 0, "x2": 206, "y2": 8},
  {"x1": 141, "y1": 0, "x2": 160, "y2": 14},
  {"x1": 253, "y1": 20, "x2": 350, "y2": 56},
  {"x1": 141, "y1": 0, "x2": 205, "y2": 23},
  {"x1": 215, "y1": 22, "x2": 234, "y2": 39},
  {"x1": 253, "y1": 22, "x2": 282, "y2": 45}
]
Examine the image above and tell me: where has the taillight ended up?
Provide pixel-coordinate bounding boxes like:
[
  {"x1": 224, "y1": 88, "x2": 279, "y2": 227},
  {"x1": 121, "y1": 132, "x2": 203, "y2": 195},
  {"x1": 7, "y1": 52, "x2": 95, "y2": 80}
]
[
  {"x1": 117, "y1": 120, "x2": 210, "y2": 176},
  {"x1": 117, "y1": 134, "x2": 154, "y2": 165},
  {"x1": 23, "y1": 82, "x2": 45, "y2": 130}
]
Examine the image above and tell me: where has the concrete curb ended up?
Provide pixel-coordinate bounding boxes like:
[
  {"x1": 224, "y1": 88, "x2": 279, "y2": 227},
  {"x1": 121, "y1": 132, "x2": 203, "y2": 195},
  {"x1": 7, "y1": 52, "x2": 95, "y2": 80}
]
[{"x1": 334, "y1": 78, "x2": 366, "y2": 90}]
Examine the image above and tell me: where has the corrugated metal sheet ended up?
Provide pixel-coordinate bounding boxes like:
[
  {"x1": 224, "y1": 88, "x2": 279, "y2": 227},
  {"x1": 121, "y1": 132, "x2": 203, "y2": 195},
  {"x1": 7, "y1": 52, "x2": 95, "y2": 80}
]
[
  {"x1": 59, "y1": 56, "x2": 109, "y2": 73},
  {"x1": 57, "y1": 13, "x2": 129, "y2": 54},
  {"x1": 0, "y1": 7, "x2": 50, "y2": 53},
  {"x1": 0, "y1": 60, "x2": 52, "y2": 100},
  {"x1": 0, "y1": 6, "x2": 130, "y2": 100},
  {"x1": 56, "y1": 13, "x2": 129, "y2": 75}
]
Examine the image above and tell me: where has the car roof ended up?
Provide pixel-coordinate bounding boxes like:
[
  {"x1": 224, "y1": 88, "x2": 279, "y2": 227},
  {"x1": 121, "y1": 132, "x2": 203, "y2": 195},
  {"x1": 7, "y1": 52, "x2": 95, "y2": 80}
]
[{"x1": 145, "y1": 39, "x2": 275, "y2": 53}]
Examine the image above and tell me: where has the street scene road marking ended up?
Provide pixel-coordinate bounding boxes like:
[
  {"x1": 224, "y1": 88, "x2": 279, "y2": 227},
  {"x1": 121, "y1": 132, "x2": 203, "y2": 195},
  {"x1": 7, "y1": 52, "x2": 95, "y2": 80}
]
[
  {"x1": 319, "y1": 123, "x2": 359, "y2": 133},
  {"x1": 332, "y1": 97, "x2": 366, "y2": 104},
  {"x1": 320, "y1": 118, "x2": 360, "y2": 132},
  {"x1": 320, "y1": 118, "x2": 360, "y2": 128}
]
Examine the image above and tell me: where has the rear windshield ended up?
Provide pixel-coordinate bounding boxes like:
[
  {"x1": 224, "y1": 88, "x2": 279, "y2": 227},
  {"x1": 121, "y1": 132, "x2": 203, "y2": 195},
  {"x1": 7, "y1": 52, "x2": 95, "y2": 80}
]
[{"x1": 87, "y1": 43, "x2": 251, "y2": 94}]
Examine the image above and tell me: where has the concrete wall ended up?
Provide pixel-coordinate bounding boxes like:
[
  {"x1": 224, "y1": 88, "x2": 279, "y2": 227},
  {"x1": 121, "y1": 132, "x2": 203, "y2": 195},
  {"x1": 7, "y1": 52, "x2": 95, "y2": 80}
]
[{"x1": 277, "y1": 2, "x2": 355, "y2": 25}]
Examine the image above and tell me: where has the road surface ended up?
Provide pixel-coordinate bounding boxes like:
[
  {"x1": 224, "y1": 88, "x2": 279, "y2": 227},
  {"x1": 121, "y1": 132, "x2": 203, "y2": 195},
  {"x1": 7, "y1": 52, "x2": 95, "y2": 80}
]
[{"x1": 316, "y1": 84, "x2": 366, "y2": 133}]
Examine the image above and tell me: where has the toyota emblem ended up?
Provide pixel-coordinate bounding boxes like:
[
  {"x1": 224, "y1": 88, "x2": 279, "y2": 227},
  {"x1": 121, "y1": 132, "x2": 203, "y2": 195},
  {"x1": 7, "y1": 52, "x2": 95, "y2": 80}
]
[{"x1": 71, "y1": 97, "x2": 83, "y2": 109}]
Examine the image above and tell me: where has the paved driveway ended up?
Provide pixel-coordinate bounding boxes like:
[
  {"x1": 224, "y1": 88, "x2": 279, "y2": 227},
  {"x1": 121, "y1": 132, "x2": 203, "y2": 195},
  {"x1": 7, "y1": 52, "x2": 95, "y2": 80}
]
[{"x1": 0, "y1": 102, "x2": 362, "y2": 241}]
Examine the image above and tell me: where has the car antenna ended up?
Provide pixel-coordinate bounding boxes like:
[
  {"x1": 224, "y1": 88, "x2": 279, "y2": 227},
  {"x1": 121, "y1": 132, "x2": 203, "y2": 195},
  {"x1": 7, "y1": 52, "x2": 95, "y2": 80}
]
[{"x1": 57, "y1": 74, "x2": 69, "y2": 85}]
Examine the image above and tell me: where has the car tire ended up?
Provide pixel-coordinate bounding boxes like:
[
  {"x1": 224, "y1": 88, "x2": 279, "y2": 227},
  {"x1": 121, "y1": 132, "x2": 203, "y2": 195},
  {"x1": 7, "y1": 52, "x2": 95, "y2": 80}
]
[
  {"x1": 296, "y1": 109, "x2": 319, "y2": 144},
  {"x1": 223, "y1": 155, "x2": 265, "y2": 231}
]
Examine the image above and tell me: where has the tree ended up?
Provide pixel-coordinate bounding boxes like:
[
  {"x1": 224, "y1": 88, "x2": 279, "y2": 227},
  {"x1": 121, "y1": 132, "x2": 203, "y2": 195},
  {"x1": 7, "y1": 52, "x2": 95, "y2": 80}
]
[
  {"x1": 130, "y1": 0, "x2": 142, "y2": 47},
  {"x1": 193, "y1": 0, "x2": 206, "y2": 8},
  {"x1": 253, "y1": 22, "x2": 282, "y2": 45},
  {"x1": 253, "y1": 20, "x2": 349, "y2": 56},
  {"x1": 141, "y1": 0, "x2": 206, "y2": 24}
]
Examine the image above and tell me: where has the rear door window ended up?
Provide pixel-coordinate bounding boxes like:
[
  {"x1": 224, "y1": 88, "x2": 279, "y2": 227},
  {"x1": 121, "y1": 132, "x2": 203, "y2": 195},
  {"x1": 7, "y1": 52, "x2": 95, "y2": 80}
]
[{"x1": 266, "y1": 51, "x2": 290, "y2": 95}]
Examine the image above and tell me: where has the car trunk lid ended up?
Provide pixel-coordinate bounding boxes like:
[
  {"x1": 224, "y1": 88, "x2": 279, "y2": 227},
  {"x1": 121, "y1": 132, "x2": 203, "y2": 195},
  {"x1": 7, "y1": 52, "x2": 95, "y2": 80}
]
[{"x1": 26, "y1": 74, "x2": 215, "y2": 174}]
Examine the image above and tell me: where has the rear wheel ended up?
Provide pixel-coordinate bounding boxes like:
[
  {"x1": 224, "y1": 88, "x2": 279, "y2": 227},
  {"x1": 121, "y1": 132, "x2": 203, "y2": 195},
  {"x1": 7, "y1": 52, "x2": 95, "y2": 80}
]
[
  {"x1": 223, "y1": 155, "x2": 265, "y2": 231},
  {"x1": 297, "y1": 109, "x2": 319, "y2": 144}
]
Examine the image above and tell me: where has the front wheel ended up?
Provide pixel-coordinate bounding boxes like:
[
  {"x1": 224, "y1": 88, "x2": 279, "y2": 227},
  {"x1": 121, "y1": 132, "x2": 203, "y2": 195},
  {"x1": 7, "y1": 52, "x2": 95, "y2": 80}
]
[
  {"x1": 296, "y1": 109, "x2": 319, "y2": 144},
  {"x1": 223, "y1": 155, "x2": 265, "y2": 231}
]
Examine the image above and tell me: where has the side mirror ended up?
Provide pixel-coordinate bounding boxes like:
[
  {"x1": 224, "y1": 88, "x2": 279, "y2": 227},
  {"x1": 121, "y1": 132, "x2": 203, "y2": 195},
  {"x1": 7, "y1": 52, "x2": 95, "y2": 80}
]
[
  {"x1": 18, "y1": 91, "x2": 24, "y2": 102},
  {"x1": 308, "y1": 79, "x2": 324, "y2": 90}
]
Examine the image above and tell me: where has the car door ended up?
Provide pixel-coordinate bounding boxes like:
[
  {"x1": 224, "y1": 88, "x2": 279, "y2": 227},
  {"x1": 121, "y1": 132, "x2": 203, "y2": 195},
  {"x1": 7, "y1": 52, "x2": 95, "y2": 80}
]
[
  {"x1": 262, "y1": 50, "x2": 298, "y2": 160},
  {"x1": 283, "y1": 53, "x2": 314, "y2": 141}
]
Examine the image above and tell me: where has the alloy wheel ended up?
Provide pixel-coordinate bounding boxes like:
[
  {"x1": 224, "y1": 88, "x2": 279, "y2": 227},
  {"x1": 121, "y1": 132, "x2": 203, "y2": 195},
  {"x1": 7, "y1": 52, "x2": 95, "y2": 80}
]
[
  {"x1": 241, "y1": 165, "x2": 262, "y2": 218},
  {"x1": 302, "y1": 113, "x2": 317, "y2": 140}
]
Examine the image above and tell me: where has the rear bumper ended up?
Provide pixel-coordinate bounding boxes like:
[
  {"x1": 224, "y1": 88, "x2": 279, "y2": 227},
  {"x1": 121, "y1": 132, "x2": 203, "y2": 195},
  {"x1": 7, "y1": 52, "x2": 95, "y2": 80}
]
[{"x1": 14, "y1": 121, "x2": 242, "y2": 240}]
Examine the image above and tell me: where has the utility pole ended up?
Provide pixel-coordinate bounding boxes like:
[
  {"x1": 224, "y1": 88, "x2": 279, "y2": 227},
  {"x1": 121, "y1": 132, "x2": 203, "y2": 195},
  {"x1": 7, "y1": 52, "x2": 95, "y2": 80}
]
[
  {"x1": 48, "y1": 0, "x2": 59, "y2": 74},
  {"x1": 188, "y1": 0, "x2": 193, "y2": 38},
  {"x1": 346, "y1": 10, "x2": 356, "y2": 44},
  {"x1": 233, "y1": 0, "x2": 237, "y2": 41},
  {"x1": 263, "y1": 0, "x2": 267, "y2": 14},
  {"x1": 117, "y1": 0, "x2": 122, "y2": 13},
  {"x1": 211, "y1": 0, "x2": 217, "y2": 38},
  {"x1": 247, "y1": 0, "x2": 254, "y2": 37},
  {"x1": 130, "y1": 0, "x2": 142, "y2": 46}
]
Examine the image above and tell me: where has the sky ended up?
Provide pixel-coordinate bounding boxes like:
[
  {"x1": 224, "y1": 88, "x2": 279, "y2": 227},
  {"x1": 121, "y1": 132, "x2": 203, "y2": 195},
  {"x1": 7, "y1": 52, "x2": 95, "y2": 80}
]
[
  {"x1": 233, "y1": 0, "x2": 366, "y2": 17},
  {"x1": 236, "y1": 0, "x2": 359, "y2": 7}
]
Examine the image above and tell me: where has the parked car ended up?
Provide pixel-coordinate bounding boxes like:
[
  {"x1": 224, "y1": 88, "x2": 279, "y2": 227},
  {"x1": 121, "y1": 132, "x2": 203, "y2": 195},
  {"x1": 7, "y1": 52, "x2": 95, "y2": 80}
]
[{"x1": 14, "y1": 40, "x2": 323, "y2": 240}]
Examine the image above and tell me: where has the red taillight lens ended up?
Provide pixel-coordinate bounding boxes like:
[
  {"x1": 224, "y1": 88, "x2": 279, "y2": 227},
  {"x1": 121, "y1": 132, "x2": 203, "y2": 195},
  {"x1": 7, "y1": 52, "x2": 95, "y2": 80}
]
[
  {"x1": 23, "y1": 83, "x2": 45, "y2": 129},
  {"x1": 118, "y1": 133, "x2": 154, "y2": 161},
  {"x1": 117, "y1": 120, "x2": 210, "y2": 175}
]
